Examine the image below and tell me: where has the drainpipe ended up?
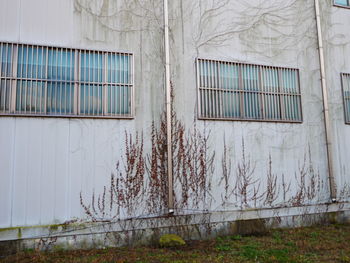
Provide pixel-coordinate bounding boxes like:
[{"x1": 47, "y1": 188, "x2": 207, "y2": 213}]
[
  {"x1": 314, "y1": 0, "x2": 337, "y2": 202},
  {"x1": 163, "y1": 0, "x2": 174, "y2": 213}
]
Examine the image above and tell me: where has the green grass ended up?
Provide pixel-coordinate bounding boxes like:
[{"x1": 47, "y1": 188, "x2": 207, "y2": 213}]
[{"x1": 1, "y1": 224, "x2": 350, "y2": 263}]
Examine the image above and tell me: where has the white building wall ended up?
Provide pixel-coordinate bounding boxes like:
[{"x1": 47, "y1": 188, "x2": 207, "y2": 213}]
[
  {"x1": 322, "y1": 0, "x2": 350, "y2": 192},
  {"x1": 170, "y1": 0, "x2": 331, "y2": 209},
  {"x1": 0, "y1": 0, "x2": 349, "y2": 229},
  {"x1": 0, "y1": 0, "x2": 165, "y2": 227}
]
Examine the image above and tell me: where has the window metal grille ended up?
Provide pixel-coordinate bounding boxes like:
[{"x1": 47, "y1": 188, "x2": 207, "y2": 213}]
[
  {"x1": 196, "y1": 59, "x2": 302, "y2": 123},
  {"x1": 334, "y1": 0, "x2": 350, "y2": 7},
  {"x1": 0, "y1": 42, "x2": 133, "y2": 118},
  {"x1": 341, "y1": 73, "x2": 350, "y2": 124}
]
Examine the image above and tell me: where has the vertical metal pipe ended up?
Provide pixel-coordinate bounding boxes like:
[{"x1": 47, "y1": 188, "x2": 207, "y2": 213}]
[
  {"x1": 163, "y1": 0, "x2": 174, "y2": 213},
  {"x1": 314, "y1": 0, "x2": 337, "y2": 202}
]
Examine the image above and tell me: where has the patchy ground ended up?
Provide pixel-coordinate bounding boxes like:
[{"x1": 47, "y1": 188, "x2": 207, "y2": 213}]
[{"x1": 1, "y1": 224, "x2": 350, "y2": 263}]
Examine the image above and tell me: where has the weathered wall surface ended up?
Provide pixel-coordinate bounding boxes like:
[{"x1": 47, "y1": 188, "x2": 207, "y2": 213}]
[
  {"x1": 0, "y1": 0, "x2": 165, "y2": 228},
  {"x1": 321, "y1": 0, "x2": 350, "y2": 193},
  {"x1": 0, "y1": 0, "x2": 349, "y2": 231},
  {"x1": 169, "y1": 0, "x2": 332, "y2": 211}
]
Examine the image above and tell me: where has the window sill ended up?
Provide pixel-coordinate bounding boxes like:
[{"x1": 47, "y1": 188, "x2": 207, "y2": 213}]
[
  {"x1": 333, "y1": 4, "x2": 350, "y2": 9},
  {"x1": 0, "y1": 113, "x2": 134, "y2": 120},
  {"x1": 198, "y1": 116, "x2": 303, "y2": 124}
]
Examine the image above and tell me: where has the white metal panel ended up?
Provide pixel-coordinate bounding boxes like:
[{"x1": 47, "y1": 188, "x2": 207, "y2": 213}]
[
  {"x1": 67, "y1": 119, "x2": 84, "y2": 220},
  {"x1": 39, "y1": 119, "x2": 59, "y2": 225},
  {"x1": 0, "y1": 118, "x2": 15, "y2": 227},
  {"x1": 11, "y1": 118, "x2": 29, "y2": 226},
  {"x1": 19, "y1": 0, "x2": 74, "y2": 46},
  {"x1": 19, "y1": 0, "x2": 48, "y2": 44},
  {"x1": 24, "y1": 119, "x2": 43, "y2": 226},
  {"x1": 43, "y1": 0, "x2": 74, "y2": 45},
  {"x1": 78, "y1": 120, "x2": 97, "y2": 219},
  {"x1": 0, "y1": 0, "x2": 21, "y2": 41},
  {"x1": 53, "y1": 119, "x2": 70, "y2": 222}
]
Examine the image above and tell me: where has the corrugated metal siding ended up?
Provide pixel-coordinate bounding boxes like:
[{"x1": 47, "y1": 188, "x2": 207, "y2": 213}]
[
  {"x1": 0, "y1": 0, "x2": 350, "y2": 230},
  {"x1": 0, "y1": 117, "x2": 130, "y2": 227}
]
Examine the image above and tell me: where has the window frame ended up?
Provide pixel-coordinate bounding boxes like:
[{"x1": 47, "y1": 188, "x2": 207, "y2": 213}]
[
  {"x1": 0, "y1": 41, "x2": 135, "y2": 119},
  {"x1": 341, "y1": 73, "x2": 350, "y2": 124},
  {"x1": 334, "y1": 0, "x2": 350, "y2": 9},
  {"x1": 196, "y1": 58, "x2": 303, "y2": 123}
]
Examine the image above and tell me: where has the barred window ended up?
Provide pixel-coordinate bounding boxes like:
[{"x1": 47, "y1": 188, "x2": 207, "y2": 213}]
[
  {"x1": 334, "y1": 0, "x2": 350, "y2": 7},
  {"x1": 0, "y1": 42, "x2": 133, "y2": 118},
  {"x1": 196, "y1": 59, "x2": 302, "y2": 122},
  {"x1": 342, "y1": 73, "x2": 350, "y2": 124}
]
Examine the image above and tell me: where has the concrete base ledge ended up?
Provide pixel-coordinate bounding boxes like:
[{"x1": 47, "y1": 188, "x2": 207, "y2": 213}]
[{"x1": 1, "y1": 202, "x2": 350, "y2": 255}]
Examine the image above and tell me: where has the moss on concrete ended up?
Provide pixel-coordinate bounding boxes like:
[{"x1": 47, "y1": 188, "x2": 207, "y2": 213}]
[{"x1": 159, "y1": 234, "x2": 186, "y2": 247}]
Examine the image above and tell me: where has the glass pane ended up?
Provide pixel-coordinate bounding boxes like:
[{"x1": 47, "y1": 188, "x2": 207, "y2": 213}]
[
  {"x1": 1, "y1": 43, "x2": 13, "y2": 77},
  {"x1": 16, "y1": 80, "x2": 45, "y2": 113},
  {"x1": 283, "y1": 95, "x2": 301, "y2": 121},
  {"x1": 0, "y1": 79, "x2": 11, "y2": 111},
  {"x1": 264, "y1": 94, "x2": 280, "y2": 120},
  {"x1": 107, "y1": 54, "x2": 130, "y2": 84},
  {"x1": 17, "y1": 46, "x2": 47, "y2": 79},
  {"x1": 242, "y1": 65, "x2": 259, "y2": 91},
  {"x1": 344, "y1": 75, "x2": 350, "y2": 123},
  {"x1": 281, "y1": 69, "x2": 298, "y2": 94},
  {"x1": 243, "y1": 92, "x2": 261, "y2": 119},
  {"x1": 80, "y1": 84, "x2": 103, "y2": 115},
  {"x1": 335, "y1": 0, "x2": 349, "y2": 6},
  {"x1": 199, "y1": 60, "x2": 219, "y2": 88},
  {"x1": 345, "y1": 98, "x2": 350, "y2": 123},
  {"x1": 107, "y1": 85, "x2": 130, "y2": 115},
  {"x1": 80, "y1": 51, "x2": 103, "y2": 83},
  {"x1": 220, "y1": 63, "x2": 239, "y2": 90},
  {"x1": 262, "y1": 68, "x2": 280, "y2": 119},
  {"x1": 200, "y1": 89, "x2": 218, "y2": 117},
  {"x1": 48, "y1": 48, "x2": 74, "y2": 81},
  {"x1": 222, "y1": 91, "x2": 240, "y2": 118},
  {"x1": 262, "y1": 68, "x2": 279, "y2": 92},
  {"x1": 47, "y1": 82, "x2": 74, "y2": 114}
]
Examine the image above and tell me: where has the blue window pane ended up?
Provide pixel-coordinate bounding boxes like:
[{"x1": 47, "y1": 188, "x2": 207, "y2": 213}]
[
  {"x1": 244, "y1": 92, "x2": 261, "y2": 119},
  {"x1": 222, "y1": 91, "x2": 240, "y2": 118},
  {"x1": 0, "y1": 79, "x2": 11, "y2": 111},
  {"x1": 17, "y1": 46, "x2": 47, "y2": 79},
  {"x1": 220, "y1": 63, "x2": 239, "y2": 90},
  {"x1": 217, "y1": 63, "x2": 240, "y2": 118},
  {"x1": 107, "y1": 85, "x2": 130, "y2": 115},
  {"x1": 48, "y1": 49, "x2": 74, "y2": 81},
  {"x1": 281, "y1": 70, "x2": 298, "y2": 94},
  {"x1": 79, "y1": 52, "x2": 103, "y2": 115},
  {"x1": 1, "y1": 43, "x2": 13, "y2": 77},
  {"x1": 80, "y1": 84, "x2": 103, "y2": 115},
  {"x1": 0, "y1": 43, "x2": 13, "y2": 112},
  {"x1": 283, "y1": 95, "x2": 301, "y2": 121},
  {"x1": 344, "y1": 85, "x2": 350, "y2": 123},
  {"x1": 335, "y1": 0, "x2": 349, "y2": 6},
  {"x1": 47, "y1": 82, "x2": 74, "y2": 114},
  {"x1": 199, "y1": 60, "x2": 219, "y2": 88},
  {"x1": 345, "y1": 98, "x2": 350, "y2": 123},
  {"x1": 16, "y1": 81, "x2": 45, "y2": 112},
  {"x1": 262, "y1": 68, "x2": 279, "y2": 92},
  {"x1": 80, "y1": 52, "x2": 103, "y2": 82},
  {"x1": 107, "y1": 54, "x2": 130, "y2": 84},
  {"x1": 262, "y1": 68, "x2": 280, "y2": 119},
  {"x1": 242, "y1": 65, "x2": 259, "y2": 91},
  {"x1": 242, "y1": 65, "x2": 260, "y2": 118}
]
